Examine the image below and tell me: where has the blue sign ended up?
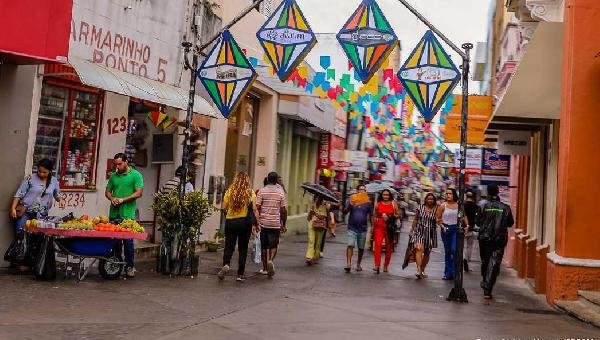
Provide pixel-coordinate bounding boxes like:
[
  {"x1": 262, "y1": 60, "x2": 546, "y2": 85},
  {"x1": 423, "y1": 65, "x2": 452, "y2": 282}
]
[{"x1": 480, "y1": 148, "x2": 510, "y2": 185}]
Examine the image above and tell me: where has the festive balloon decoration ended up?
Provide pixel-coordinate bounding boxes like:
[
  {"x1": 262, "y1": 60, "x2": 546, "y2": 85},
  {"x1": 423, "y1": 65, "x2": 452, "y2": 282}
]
[
  {"x1": 398, "y1": 30, "x2": 460, "y2": 122},
  {"x1": 256, "y1": 0, "x2": 317, "y2": 81},
  {"x1": 337, "y1": 0, "x2": 398, "y2": 83},
  {"x1": 197, "y1": 30, "x2": 257, "y2": 118}
]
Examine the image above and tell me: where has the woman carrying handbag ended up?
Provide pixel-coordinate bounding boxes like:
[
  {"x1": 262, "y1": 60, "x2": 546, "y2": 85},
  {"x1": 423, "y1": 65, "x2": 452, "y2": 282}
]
[
  {"x1": 7, "y1": 159, "x2": 63, "y2": 271},
  {"x1": 218, "y1": 172, "x2": 256, "y2": 282}
]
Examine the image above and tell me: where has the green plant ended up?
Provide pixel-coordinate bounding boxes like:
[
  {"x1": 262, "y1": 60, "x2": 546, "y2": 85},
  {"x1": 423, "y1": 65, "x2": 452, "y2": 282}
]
[{"x1": 152, "y1": 190, "x2": 213, "y2": 256}]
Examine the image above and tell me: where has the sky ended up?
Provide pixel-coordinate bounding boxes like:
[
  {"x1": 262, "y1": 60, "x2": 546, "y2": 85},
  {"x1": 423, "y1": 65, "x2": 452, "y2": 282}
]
[{"x1": 297, "y1": 0, "x2": 493, "y2": 94}]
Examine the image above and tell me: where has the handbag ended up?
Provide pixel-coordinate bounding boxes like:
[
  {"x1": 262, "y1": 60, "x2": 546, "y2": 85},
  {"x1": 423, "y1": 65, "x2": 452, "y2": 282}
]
[
  {"x1": 4, "y1": 234, "x2": 28, "y2": 263},
  {"x1": 246, "y1": 200, "x2": 257, "y2": 226},
  {"x1": 15, "y1": 204, "x2": 27, "y2": 218}
]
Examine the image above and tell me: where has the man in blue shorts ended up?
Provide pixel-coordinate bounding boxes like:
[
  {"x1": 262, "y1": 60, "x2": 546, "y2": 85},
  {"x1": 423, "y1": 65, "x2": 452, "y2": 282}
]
[{"x1": 343, "y1": 184, "x2": 372, "y2": 273}]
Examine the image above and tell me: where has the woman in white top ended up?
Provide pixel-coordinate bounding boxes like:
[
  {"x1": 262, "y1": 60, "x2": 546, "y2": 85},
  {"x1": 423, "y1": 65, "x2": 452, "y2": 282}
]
[{"x1": 436, "y1": 188, "x2": 469, "y2": 280}]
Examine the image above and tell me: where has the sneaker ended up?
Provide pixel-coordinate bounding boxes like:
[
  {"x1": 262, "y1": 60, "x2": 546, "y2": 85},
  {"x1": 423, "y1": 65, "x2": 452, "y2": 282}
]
[
  {"x1": 236, "y1": 275, "x2": 246, "y2": 282},
  {"x1": 126, "y1": 267, "x2": 135, "y2": 278},
  {"x1": 267, "y1": 261, "x2": 275, "y2": 277},
  {"x1": 218, "y1": 265, "x2": 230, "y2": 280},
  {"x1": 421, "y1": 272, "x2": 428, "y2": 279},
  {"x1": 415, "y1": 272, "x2": 423, "y2": 279},
  {"x1": 259, "y1": 269, "x2": 268, "y2": 275}
]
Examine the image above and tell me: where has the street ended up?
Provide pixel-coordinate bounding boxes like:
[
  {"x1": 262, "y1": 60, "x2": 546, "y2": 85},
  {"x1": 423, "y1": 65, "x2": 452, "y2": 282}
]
[{"x1": 0, "y1": 224, "x2": 596, "y2": 340}]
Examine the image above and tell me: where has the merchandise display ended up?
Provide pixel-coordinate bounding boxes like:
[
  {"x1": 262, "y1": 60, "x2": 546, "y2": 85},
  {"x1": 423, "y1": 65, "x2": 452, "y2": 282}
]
[
  {"x1": 26, "y1": 214, "x2": 146, "y2": 234},
  {"x1": 33, "y1": 83, "x2": 101, "y2": 190}
]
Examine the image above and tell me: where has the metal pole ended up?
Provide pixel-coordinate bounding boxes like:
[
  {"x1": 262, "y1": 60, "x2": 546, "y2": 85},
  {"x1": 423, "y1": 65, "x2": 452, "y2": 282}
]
[
  {"x1": 447, "y1": 43, "x2": 472, "y2": 303},
  {"x1": 394, "y1": 0, "x2": 467, "y2": 59},
  {"x1": 196, "y1": 0, "x2": 266, "y2": 53}
]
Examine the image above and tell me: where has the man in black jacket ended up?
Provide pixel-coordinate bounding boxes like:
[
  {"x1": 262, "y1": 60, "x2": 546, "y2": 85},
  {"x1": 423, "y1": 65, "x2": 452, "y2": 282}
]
[{"x1": 477, "y1": 184, "x2": 514, "y2": 299}]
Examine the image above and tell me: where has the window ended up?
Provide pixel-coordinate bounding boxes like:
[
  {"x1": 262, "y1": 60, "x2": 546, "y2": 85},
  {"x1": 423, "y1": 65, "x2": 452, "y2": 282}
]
[{"x1": 33, "y1": 82, "x2": 102, "y2": 190}]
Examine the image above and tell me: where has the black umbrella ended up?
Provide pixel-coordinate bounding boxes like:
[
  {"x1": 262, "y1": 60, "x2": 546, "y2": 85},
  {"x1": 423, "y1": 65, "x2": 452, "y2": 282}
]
[{"x1": 300, "y1": 183, "x2": 340, "y2": 204}]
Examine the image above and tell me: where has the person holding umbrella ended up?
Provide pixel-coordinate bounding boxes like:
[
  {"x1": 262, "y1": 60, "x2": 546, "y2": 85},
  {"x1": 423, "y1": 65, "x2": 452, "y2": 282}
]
[{"x1": 305, "y1": 195, "x2": 329, "y2": 265}]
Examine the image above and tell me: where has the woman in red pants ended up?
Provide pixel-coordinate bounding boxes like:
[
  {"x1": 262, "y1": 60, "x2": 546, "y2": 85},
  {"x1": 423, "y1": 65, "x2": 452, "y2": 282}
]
[{"x1": 371, "y1": 189, "x2": 400, "y2": 274}]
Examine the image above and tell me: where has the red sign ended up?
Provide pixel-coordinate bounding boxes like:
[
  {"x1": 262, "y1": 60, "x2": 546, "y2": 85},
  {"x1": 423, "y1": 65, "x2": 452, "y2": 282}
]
[
  {"x1": 318, "y1": 134, "x2": 330, "y2": 168},
  {"x1": 0, "y1": 0, "x2": 72, "y2": 63},
  {"x1": 334, "y1": 161, "x2": 352, "y2": 168}
]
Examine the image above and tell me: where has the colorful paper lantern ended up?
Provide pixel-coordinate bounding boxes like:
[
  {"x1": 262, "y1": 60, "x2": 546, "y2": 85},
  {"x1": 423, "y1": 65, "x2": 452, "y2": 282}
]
[
  {"x1": 398, "y1": 30, "x2": 460, "y2": 122},
  {"x1": 197, "y1": 30, "x2": 257, "y2": 118},
  {"x1": 337, "y1": 0, "x2": 398, "y2": 83},
  {"x1": 256, "y1": 0, "x2": 317, "y2": 81}
]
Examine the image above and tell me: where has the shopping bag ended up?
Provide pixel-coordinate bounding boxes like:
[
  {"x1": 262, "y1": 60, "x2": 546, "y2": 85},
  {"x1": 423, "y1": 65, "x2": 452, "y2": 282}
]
[
  {"x1": 402, "y1": 235, "x2": 416, "y2": 270},
  {"x1": 4, "y1": 234, "x2": 28, "y2": 263},
  {"x1": 253, "y1": 232, "x2": 261, "y2": 264},
  {"x1": 34, "y1": 235, "x2": 56, "y2": 281}
]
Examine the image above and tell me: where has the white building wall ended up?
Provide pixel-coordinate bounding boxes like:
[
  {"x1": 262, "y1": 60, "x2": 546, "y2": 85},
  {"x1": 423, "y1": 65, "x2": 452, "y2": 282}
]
[{"x1": 0, "y1": 65, "x2": 39, "y2": 264}]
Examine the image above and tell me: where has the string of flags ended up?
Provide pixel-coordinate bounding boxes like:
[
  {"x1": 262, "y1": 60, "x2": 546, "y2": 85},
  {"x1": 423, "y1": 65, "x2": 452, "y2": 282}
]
[{"x1": 192, "y1": 0, "x2": 462, "y2": 189}]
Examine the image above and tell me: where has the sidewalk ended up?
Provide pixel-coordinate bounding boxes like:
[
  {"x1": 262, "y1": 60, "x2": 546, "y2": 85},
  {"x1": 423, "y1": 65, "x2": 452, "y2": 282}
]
[{"x1": 0, "y1": 223, "x2": 597, "y2": 339}]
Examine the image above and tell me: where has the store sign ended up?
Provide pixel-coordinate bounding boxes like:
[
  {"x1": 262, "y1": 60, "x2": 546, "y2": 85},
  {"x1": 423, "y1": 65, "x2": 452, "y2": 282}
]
[
  {"x1": 69, "y1": 0, "x2": 183, "y2": 84},
  {"x1": 481, "y1": 148, "x2": 511, "y2": 185},
  {"x1": 332, "y1": 150, "x2": 368, "y2": 172},
  {"x1": 337, "y1": 0, "x2": 398, "y2": 83},
  {"x1": 454, "y1": 148, "x2": 483, "y2": 170},
  {"x1": 497, "y1": 130, "x2": 531, "y2": 155},
  {"x1": 318, "y1": 134, "x2": 330, "y2": 168}
]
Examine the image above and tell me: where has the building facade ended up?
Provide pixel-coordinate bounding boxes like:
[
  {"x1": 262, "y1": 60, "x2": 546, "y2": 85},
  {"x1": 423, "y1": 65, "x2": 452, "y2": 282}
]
[{"x1": 481, "y1": 0, "x2": 600, "y2": 305}]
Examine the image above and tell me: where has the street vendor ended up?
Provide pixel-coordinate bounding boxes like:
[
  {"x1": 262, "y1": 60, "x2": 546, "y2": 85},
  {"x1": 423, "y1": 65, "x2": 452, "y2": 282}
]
[
  {"x1": 105, "y1": 153, "x2": 144, "y2": 278},
  {"x1": 8, "y1": 159, "x2": 64, "y2": 271}
]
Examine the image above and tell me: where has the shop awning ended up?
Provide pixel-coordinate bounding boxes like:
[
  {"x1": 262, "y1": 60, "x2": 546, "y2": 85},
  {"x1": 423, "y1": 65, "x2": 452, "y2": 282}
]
[
  {"x1": 492, "y1": 22, "x2": 563, "y2": 120},
  {"x1": 67, "y1": 57, "x2": 218, "y2": 118}
]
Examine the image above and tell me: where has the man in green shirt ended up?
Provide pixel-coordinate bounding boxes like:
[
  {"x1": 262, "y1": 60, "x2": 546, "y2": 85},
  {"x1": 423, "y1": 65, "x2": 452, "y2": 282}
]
[{"x1": 105, "y1": 153, "x2": 144, "y2": 277}]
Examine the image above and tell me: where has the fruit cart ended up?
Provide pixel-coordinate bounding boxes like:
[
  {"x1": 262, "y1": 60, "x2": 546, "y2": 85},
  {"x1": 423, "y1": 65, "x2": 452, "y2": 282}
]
[{"x1": 25, "y1": 216, "x2": 147, "y2": 281}]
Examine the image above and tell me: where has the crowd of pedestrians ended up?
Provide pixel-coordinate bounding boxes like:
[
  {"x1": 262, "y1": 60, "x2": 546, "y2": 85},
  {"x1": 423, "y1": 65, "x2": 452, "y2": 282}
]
[{"x1": 216, "y1": 171, "x2": 514, "y2": 299}]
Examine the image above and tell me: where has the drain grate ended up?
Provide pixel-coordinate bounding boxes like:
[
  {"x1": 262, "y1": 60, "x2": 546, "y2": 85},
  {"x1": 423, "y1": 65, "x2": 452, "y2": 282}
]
[{"x1": 516, "y1": 308, "x2": 561, "y2": 315}]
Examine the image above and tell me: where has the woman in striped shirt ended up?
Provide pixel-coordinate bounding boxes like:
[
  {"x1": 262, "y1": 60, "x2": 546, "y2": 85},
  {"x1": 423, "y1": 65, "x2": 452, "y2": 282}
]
[{"x1": 410, "y1": 193, "x2": 438, "y2": 279}]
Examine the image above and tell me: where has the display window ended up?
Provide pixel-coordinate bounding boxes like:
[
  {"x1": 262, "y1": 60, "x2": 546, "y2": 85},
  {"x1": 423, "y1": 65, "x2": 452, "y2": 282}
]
[{"x1": 33, "y1": 81, "x2": 103, "y2": 190}]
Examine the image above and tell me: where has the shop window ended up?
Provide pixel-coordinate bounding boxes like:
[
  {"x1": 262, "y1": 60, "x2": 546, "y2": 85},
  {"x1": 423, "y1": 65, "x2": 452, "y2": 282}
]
[{"x1": 33, "y1": 82, "x2": 102, "y2": 190}]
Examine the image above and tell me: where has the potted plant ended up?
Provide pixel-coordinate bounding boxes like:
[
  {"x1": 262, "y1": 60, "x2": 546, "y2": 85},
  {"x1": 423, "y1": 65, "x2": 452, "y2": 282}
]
[
  {"x1": 152, "y1": 190, "x2": 213, "y2": 276},
  {"x1": 206, "y1": 230, "x2": 224, "y2": 252}
]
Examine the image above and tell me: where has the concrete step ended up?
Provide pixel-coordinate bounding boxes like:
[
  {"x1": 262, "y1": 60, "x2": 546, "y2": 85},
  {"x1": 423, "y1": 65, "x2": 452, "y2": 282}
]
[
  {"x1": 555, "y1": 299, "x2": 600, "y2": 328},
  {"x1": 579, "y1": 290, "x2": 600, "y2": 307},
  {"x1": 134, "y1": 240, "x2": 159, "y2": 260}
]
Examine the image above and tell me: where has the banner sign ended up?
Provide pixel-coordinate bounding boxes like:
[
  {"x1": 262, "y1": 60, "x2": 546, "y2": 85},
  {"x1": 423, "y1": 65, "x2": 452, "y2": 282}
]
[
  {"x1": 444, "y1": 95, "x2": 492, "y2": 144},
  {"x1": 480, "y1": 148, "x2": 511, "y2": 185},
  {"x1": 318, "y1": 133, "x2": 330, "y2": 168},
  {"x1": 398, "y1": 30, "x2": 460, "y2": 122},
  {"x1": 197, "y1": 30, "x2": 257, "y2": 118},
  {"x1": 332, "y1": 150, "x2": 368, "y2": 173},
  {"x1": 256, "y1": 0, "x2": 317, "y2": 81},
  {"x1": 336, "y1": 0, "x2": 398, "y2": 83},
  {"x1": 454, "y1": 148, "x2": 482, "y2": 170}
]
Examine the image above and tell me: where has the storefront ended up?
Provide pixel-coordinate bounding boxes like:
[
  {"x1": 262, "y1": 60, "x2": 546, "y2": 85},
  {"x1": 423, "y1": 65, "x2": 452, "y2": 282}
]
[
  {"x1": 224, "y1": 93, "x2": 260, "y2": 186},
  {"x1": 28, "y1": 62, "x2": 217, "y2": 240},
  {"x1": 275, "y1": 92, "x2": 339, "y2": 233}
]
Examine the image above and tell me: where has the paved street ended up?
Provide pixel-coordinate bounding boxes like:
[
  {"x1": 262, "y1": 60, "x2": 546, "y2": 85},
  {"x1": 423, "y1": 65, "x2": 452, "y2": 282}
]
[{"x1": 0, "y1": 225, "x2": 597, "y2": 340}]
